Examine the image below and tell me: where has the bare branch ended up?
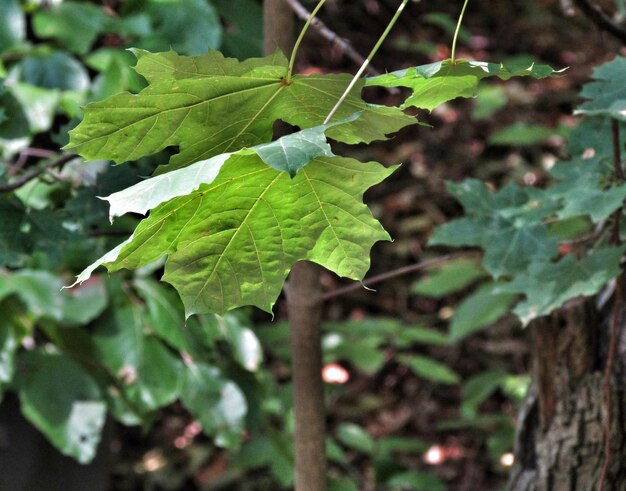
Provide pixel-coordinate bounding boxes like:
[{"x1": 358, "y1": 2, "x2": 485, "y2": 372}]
[
  {"x1": 572, "y1": 0, "x2": 626, "y2": 44},
  {"x1": 283, "y1": 0, "x2": 381, "y2": 75},
  {"x1": 321, "y1": 251, "x2": 477, "y2": 301},
  {"x1": 0, "y1": 153, "x2": 76, "y2": 193}
]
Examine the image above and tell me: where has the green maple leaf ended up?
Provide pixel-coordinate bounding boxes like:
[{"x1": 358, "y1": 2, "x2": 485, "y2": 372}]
[
  {"x1": 366, "y1": 59, "x2": 561, "y2": 111},
  {"x1": 72, "y1": 130, "x2": 394, "y2": 315},
  {"x1": 576, "y1": 56, "x2": 626, "y2": 120},
  {"x1": 65, "y1": 49, "x2": 414, "y2": 173},
  {"x1": 547, "y1": 118, "x2": 626, "y2": 223},
  {"x1": 101, "y1": 119, "x2": 348, "y2": 220},
  {"x1": 429, "y1": 179, "x2": 559, "y2": 277},
  {"x1": 497, "y1": 247, "x2": 623, "y2": 325}
]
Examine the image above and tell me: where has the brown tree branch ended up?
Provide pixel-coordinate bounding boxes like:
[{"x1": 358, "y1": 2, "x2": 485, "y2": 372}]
[
  {"x1": 572, "y1": 0, "x2": 626, "y2": 44},
  {"x1": 283, "y1": 0, "x2": 381, "y2": 75},
  {"x1": 0, "y1": 153, "x2": 76, "y2": 193},
  {"x1": 321, "y1": 251, "x2": 476, "y2": 301}
]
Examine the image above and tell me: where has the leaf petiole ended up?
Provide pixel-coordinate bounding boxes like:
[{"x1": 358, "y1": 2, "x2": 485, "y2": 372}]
[
  {"x1": 450, "y1": 0, "x2": 470, "y2": 63},
  {"x1": 324, "y1": 0, "x2": 410, "y2": 124},
  {"x1": 286, "y1": 0, "x2": 328, "y2": 84}
]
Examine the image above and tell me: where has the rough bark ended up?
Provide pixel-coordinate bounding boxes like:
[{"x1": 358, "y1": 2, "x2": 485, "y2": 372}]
[{"x1": 509, "y1": 297, "x2": 626, "y2": 491}]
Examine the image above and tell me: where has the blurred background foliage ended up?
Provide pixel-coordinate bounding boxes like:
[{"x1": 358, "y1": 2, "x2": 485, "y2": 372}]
[{"x1": 0, "y1": 0, "x2": 619, "y2": 489}]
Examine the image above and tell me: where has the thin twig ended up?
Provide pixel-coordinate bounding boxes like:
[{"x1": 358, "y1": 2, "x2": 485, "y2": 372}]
[
  {"x1": 572, "y1": 0, "x2": 626, "y2": 44},
  {"x1": 0, "y1": 153, "x2": 75, "y2": 193},
  {"x1": 324, "y1": 0, "x2": 410, "y2": 124},
  {"x1": 283, "y1": 0, "x2": 380, "y2": 75},
  {"x1": 8, "y1": 148, "x2": 58, "y2": 175},
  {"x1": 322, "y1": 251, "x2": 475, "y2": 301}
]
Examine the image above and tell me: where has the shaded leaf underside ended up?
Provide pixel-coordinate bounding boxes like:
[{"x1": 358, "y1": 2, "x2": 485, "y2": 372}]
[
  {"x1": 431, "y1": 116, "x2": 626, "y2": 324},
  {"x1": 576, "y1": 56, "x2": 626, "y2": 120},
  {"x1": 499, "y1": 247, "x2": 623, "y2": 325}
]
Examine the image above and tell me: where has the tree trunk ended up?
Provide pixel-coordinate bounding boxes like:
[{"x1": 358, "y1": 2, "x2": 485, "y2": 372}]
[
  {"x1": 263, "y1": 0, "x2": 294, "y2": 56},
  {"x1": 509, "y1": 295, "x2": 626, "y2": 491},
  {"x1": 287, "y1": 261, "x2": 326, "y2": 491},
  {"x1": 262, "y1": 2, "x2": 327, "y2": 490}
]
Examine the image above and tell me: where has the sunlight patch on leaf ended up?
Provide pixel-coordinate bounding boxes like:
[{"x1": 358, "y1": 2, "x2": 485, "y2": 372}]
[{"x1": 72, "y1": 156, "x2": 395, "y2": 316}]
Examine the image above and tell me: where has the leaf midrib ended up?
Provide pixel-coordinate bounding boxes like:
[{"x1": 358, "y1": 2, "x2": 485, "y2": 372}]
[{"x1": 71, "y1": 77, "x2": 284, "y2": 150}]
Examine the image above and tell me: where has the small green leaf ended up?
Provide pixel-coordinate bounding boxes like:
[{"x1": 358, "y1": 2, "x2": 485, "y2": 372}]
[
  {"x1": 13, "y1": 52, "x2": 90, "y2": 91},
  {"x1": 498, "y1": 247, "x2": 623, "y2": 325},
  {"x1": 461, "y1": 369, "x2": 509, "y2": 418},
  {"x1": 449, "y1": 282, "x2": 517, "y2": 341},
  {"x1": 576, "y1": 56, "x2": 626, "y2": 120},
  {"x1": 377, "y1": 436, "x2": 429, "y2": 455},
  {"x1": 336, "y1": 423, "x2": 375, "y2": 454},
  {"x1": 33, "y1": 2, "x2": 108, "y2": 54},
  {"x1": 212, "y1": 0, "x2": 263, "y2": 59},
  {"x1": 133, "y1": 278, "x2": 187, "y2": 350},
  {"x1": 141, "y1": 0, "x2": 222, "y2": 56},
  {"x1": 326, "y1": 438, "x2": 347, "y2": 463},
  {"x1": 488, "y1": 122, "x2": 558, "y2": 146},
  {"x1": 548, "y1": 216, "x2": 591, "y2": 240},
  {"x1": 0, "y1": 270, "x2": 64, "y2": 320},
  {"x1": 394, "y1": 327, "x2": 449, "y2": 348},
  {"x1": 411, "y1": 258, "x2": 485, "y2": 298},
  {"x1": 92, "y1": 306, "x2": 182, "y2": 411},
  {"x1": 17, "y1": 350, "x2": 106, "y2": 464},
  {"x1": 221, "y1": 316, "x2": 263, "y2": 372},
  {"x1": 9, "y1": 83, "x2": 59, "y2": 133},
  {"x1": 472, "y1": 85, "x2": 507, "y2": 119},
  {"x1": 397, "y1": 354, "x2": 460, "y2": 385},
  {"x1": 0, "y1": 0, "x2": 25, "y2": 51},
  {"x1": 60, "y1": 278, "x2": 108, "y2": 326},
  {"x1": 325, "y1": 335, "x2": 385, "y2": 374},
  {"x1": 501, "y1": 374, "x2": 531, "y2": 402},
  {"x1": 180, "y1": 363, "x2": 247, "y2": 448},
  {"x1": 366, "y1": 59, "x2": 561, "y2": 111}
]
